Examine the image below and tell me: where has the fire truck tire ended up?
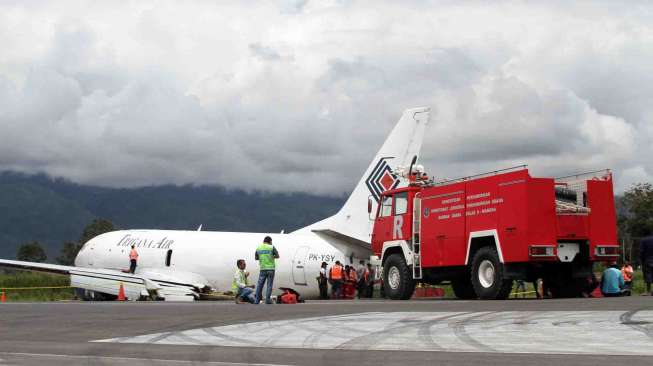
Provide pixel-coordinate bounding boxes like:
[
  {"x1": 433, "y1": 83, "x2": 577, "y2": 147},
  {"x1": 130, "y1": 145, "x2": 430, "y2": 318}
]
[
  {"x1": 470, "y1": 247, "x2": 513, "y2": 300},
  {"x1": 383, "y1": 253, "x2": 416, "y2": 300},
  {"x1": 451, "y1": 278, "x2": 477, "y2": 299}
]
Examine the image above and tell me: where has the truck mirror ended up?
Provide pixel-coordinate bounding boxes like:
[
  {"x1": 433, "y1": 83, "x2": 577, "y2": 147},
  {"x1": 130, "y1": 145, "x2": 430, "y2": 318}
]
[{"x1": 368, "y1": 197, "x2": 373, "y2": 214}]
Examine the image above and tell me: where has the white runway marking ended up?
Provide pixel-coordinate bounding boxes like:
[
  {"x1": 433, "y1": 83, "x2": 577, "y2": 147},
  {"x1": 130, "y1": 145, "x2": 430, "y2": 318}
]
[{"x1": 96, "y1": 311, "x2": 653, "y2": 355}]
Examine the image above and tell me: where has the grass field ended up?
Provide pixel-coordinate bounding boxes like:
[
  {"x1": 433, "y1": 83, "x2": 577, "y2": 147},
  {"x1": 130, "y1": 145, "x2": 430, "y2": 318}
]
[
  {"x1": 1, "y1": 268, "x2": 649, "y2": 302},
  {"x1": 0, "y1": 271, "x2": 74, "y2": 302}
]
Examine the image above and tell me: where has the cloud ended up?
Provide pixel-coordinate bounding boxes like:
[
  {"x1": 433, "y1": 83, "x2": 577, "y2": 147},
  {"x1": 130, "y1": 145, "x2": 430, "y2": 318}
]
[
  {"x1": 249, "y1": 43, "x2": 282, "y2": 61},
  {"x1": 0, "y1": 1, "x2": 651, "y2": 195}
]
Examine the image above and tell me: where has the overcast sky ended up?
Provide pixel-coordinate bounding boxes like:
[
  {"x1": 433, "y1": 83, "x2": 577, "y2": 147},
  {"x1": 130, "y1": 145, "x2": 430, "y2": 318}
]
[{"x1": 0, "y1": 1, "x2": 651, "y2": 195}]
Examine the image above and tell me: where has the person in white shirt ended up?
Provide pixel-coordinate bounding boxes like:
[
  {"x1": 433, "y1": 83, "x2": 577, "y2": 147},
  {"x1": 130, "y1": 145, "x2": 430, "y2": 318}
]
[{"x1": 317, "y1": 262, "x2": 328, "y2": 299}]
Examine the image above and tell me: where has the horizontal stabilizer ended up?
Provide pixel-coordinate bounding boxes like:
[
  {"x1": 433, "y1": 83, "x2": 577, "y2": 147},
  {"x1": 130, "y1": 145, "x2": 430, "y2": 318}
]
[{"x1": 311, "y1": 229, "x2": 371, "y2": 250}]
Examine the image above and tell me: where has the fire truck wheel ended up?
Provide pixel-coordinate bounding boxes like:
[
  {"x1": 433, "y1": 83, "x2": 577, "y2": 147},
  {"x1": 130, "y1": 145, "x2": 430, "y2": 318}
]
[
  {"x1": 470, "y1": 247, "x2": 512, "y2": 300},
  {"x1": 451, "y1": 278, "x2": 477, "y2": 299},
  {"x1": 383, "y1": 253, "x2": 416, "y2": 300}
]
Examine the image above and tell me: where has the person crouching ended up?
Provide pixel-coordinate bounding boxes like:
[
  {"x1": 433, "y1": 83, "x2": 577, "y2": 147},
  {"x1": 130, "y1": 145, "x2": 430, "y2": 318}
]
[{"x1": 233, "y1": 259, "x2": 256, "y2": 304}]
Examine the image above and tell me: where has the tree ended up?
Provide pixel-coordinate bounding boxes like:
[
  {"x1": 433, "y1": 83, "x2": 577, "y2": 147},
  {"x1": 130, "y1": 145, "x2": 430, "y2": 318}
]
[
  {"x1": 56, "y1": 241, "x2": 83, "y2": 265},
  {"x1": 17, "y1": 241, "x2": 47, "y2": 262},
  {"x1": 620, "y1": 183, "x2": 653, "y2": 265},
  {"x1": 56, "y1": 219, "x2": 115, "y2": 265},
  {"x1": 622, "y1": 183, "x2": 653, "y2": 237},
  {"x1": 79, "y1": 218, "x2": 115, "y2": 244}
]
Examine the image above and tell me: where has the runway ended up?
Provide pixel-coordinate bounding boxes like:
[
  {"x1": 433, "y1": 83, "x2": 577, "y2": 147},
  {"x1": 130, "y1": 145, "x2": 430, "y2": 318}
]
[{"x1": 1, "y1": 297, "x2": 652, "y2": 365}]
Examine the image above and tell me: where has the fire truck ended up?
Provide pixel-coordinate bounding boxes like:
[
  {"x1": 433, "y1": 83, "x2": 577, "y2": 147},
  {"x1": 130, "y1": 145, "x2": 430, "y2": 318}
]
[{"x1": 370, "y1": 166, "x2": 619, "y2": 300}]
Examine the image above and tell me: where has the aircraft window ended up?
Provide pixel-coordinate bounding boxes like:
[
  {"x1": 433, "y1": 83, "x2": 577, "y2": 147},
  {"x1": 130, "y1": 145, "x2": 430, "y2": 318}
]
[
  {"x1": 380, "y1": 196, "x2": 393, "y2": 217},
  {"x1": 166, "y1": 249, "x2": 173, "y2": 267},
  {"x1": 395, "y1": 192, "x2": 408, "y2": 215}
]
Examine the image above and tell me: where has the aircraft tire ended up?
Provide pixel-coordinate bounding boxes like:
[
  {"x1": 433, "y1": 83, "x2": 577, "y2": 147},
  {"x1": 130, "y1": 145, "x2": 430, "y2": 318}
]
[
  {"x1": 471, "y1": 247, "x2": 513, "y2": 300},
  {"x1": 383, "y1": 253, "x2": 416, "y2": 300}
]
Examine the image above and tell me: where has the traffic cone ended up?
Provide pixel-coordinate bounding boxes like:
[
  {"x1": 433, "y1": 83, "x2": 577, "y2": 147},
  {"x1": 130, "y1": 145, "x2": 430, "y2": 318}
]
[
  {"x1": 117, "y1": 282, "x2": 126, "y2": 301},
  {"x1": 1, "y1": 291, "x2": 5, "y2": 303}
]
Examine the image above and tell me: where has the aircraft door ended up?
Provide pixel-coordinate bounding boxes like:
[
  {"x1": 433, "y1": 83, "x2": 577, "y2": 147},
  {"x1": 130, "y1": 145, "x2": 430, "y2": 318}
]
[
  {"x1": 292, "y1": 246, "x2": 310, "y2": 285},
  {"x1": 165, "y1": 249, "x2": 173, "y2": 267}
]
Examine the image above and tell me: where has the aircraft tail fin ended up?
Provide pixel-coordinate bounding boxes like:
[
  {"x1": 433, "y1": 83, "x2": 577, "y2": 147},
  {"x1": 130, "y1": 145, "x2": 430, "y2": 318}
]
[{"x1": 296, "y1": 107, "x2": 430, "y2": 246}]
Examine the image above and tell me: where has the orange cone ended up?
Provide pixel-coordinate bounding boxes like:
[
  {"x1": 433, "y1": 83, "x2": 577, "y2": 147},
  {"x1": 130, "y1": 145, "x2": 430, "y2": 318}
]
[
  {"x1": 1, "y1": 291, "x2": 5, "y2": 303},
  {"x1": 117, "y1": 282, "x2": 126, "y2": 301}
]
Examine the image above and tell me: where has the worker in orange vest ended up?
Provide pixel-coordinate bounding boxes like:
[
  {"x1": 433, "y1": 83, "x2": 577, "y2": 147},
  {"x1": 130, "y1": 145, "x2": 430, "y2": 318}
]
[
  {"x1": 343, "y1": 265, "x2": 357, "y2": 299},
  {"x1": 129, "y1": 245, "x2": 139, "y2": 274},
  {"x1": 358, "y1": 264, "x2": 370, "y2": 299},
  {"x1": 329, "y1": 260, "x2": 344, "y2": 299},
  {"x1": 621, "y1": 262, "x2": 634, "y2": 290}
]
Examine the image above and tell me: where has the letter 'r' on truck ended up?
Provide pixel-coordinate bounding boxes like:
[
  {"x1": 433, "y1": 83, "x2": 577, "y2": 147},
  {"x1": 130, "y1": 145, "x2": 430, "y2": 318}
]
[{"x1": 371, "y1": 167, "x2": 619, "y2": 300}]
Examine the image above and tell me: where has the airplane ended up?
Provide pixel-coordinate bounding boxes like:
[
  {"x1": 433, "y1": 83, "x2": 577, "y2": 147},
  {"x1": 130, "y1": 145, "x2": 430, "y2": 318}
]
[{"x1": 0, "y1": 107, "x2": 430, "y2": 301}]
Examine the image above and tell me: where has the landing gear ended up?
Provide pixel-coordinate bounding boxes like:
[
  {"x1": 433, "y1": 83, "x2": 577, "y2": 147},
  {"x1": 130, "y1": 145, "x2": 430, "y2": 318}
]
[
  {"x1": 76, "y1": 288, "x2": 116, "y2": 301},
  {"x1": 470, "y1": 247, "x2": 513, "y2": 300},
  {"x1": 383, "y1": 254, "x2": 416, "y2": 300}
]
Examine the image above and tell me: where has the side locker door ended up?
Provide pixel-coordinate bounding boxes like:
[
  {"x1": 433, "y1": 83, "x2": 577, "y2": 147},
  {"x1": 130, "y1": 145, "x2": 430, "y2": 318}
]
[
  {"x1": 420, "y1": 184, "x2": 466, "y2": 267},
  {"x1": 497, "y1": 171, "x2": 528, "y2": 263},
  {"x1": 441, "y1": 184, "x2": 466, "y2": 266},
  {"x1": 292, "y1": 246, "x2": 310, "y2": 285}
]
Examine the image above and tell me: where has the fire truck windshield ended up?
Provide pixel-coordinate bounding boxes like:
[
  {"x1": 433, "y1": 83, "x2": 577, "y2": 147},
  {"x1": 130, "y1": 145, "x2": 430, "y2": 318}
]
[
  {"x1": 395, "y1": 192, "x2": 408, "y2": 215},
  {"x1": 380, "y1": 196, "x2": 393, "y2": 217}
]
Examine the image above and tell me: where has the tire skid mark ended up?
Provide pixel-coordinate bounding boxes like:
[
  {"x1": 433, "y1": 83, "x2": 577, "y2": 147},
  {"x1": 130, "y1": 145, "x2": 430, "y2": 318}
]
[
  {"x1": 147, "y1": 332, "x2": 175, "y2": 344},
  {"x1": 416, "y1": 312, "x2": 471, "y2": 350},
  {"x1": 200, "y1": 327, "x2": 257, "y2": 346},
  {"x1": 511, "y1": 311, "x2": 539, "y2": 327},
  {"x1": 300, "y1": 317, "x2": 368, "y2": 348},
  {"x1": 260, "y1": 323, "x2": 298, "y2": 347},
  {"x1": 450, "y1": 311, "x2": 499, "y2": 352},
  {"x1": 334, "y1": 313, "x2": 459, "y2": 351},
  {"x1": 173, "y1": 331, "x2": 212, "y2": 346},
  {"x1": 620, "y1": 309, "x2": 653, "y2": 340}
]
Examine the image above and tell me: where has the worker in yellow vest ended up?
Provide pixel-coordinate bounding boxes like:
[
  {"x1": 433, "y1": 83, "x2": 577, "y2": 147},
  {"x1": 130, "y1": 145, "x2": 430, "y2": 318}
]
[
  {"x1": 233, "y1": 259, "x2": 255, "y2": 304},
  {"x1": 129, "y1": 245, "x2": 139, "y2": 274},
  {"x1": 254, "y1": 236, "x2": 279, "y2": 304}
]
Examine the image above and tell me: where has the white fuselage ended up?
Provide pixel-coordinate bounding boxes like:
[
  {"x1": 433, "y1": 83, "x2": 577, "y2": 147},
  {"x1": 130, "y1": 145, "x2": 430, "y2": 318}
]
[{"x1": 75, "y1": 229, "x2": 369, "y2": 298}]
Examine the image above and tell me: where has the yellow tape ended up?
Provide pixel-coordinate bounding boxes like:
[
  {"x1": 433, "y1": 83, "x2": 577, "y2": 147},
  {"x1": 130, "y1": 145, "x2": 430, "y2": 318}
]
[
  {"x1": 511, "y1": 290, "x2": 536, "y2": 295},
  {"x1": 0, "y1": 286, "x2": 73, "y2": 291}
]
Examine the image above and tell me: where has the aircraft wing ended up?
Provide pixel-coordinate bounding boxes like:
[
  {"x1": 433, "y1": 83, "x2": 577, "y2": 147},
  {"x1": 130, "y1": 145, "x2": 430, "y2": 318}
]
[{"x1": 0, "y1": 259, "x2": 207, "y2": 301}]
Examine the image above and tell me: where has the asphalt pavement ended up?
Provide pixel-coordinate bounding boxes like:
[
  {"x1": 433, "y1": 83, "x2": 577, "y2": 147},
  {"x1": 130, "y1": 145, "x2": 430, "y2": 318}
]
[{"x1": 0, "y1": 297, "x2": 652, "y2": 366}]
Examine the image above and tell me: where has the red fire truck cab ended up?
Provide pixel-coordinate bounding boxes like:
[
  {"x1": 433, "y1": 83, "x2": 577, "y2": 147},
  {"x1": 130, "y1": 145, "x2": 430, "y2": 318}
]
[{"x1": 371, "y1": 167, "x2": 619, "y2": 300}]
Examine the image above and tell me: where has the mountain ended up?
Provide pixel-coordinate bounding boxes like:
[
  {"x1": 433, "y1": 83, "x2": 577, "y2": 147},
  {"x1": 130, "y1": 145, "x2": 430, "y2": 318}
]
[{"x1": 0, "y1": 172, "x2": 345, "y2": 260}]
